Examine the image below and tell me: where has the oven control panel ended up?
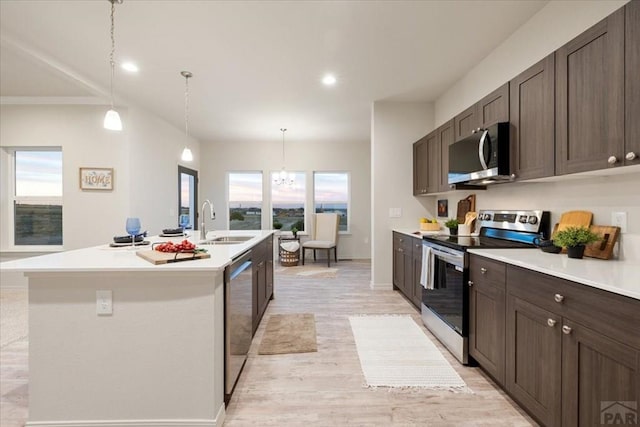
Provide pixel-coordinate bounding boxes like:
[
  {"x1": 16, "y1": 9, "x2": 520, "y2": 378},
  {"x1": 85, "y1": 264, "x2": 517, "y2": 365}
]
[{"x1": 477, "y1": 210, "x2": 549, "y2": 234}]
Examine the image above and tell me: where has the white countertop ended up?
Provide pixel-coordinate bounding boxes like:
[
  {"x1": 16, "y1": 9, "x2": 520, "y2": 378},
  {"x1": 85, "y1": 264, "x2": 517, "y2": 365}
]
[
  {"x1": 0, "y1": 230, "x2": 274, "y2": 274},
  {"x1": 467, "y1": 248, "x2": 640, "y2": 300},
  {"x1": 394, "y1": 229, "x2": 446, "y2": 239}
]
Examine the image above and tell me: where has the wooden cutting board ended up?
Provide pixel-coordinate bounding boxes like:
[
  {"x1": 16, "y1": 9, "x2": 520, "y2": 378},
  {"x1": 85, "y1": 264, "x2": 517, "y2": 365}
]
[
  {"x1": 584, "y1": 225, "x2": 620, "y2": 260},
  {"x1": 137, "y1": 250, "x2": 210, "y2": 265},
  {"x1": 456, "y1": 194, "x2": 476, "y2": 224},
  {"x1": 554, "y1": 210, "x2": 593, "y2": 234}
]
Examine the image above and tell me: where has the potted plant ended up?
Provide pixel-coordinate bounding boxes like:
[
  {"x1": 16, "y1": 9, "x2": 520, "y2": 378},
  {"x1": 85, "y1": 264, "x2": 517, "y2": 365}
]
[
  {"x1": 273, "y1": 221, "x2": 283, "y2": 230},
  {"x1": 552, "y1": 226, "x2": 601, "y2": 259},
  {"x1": 291, "y1": 227, "x2": 299, "y2": 238},
  {"x1": 444, "y1": 218, "x2": 459, "y2": 236}
]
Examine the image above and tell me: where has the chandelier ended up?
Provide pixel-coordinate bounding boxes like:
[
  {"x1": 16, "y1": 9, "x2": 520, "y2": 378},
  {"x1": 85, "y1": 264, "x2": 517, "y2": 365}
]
[
  {"x1": 103, "y1": 0, "x2": 123, "y2": 131},
  {"x1": 274, "y1": 128, "x2": 294, "y2": 186},
  {"x1": 180, "y1": 71, "x2": 194, "y2": 162}
]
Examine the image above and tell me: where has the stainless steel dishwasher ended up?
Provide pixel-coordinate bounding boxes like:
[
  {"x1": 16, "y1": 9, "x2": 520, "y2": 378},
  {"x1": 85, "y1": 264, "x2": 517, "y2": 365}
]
[{"x1": 224, "y1": 250, "x2": 253, "y2": 403}]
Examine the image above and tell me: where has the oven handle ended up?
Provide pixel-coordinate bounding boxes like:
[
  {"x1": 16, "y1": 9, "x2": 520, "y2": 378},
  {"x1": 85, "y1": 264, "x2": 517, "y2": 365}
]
[{"x1": 429, "y1": 246, "x2": 464, "y2": 267}]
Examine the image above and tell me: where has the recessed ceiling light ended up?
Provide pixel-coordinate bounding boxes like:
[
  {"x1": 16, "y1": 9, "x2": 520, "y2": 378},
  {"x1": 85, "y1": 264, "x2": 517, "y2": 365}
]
[
  {"x1": 322, "y1": 74, "x2": 337, "y2": 86},
  {"x1": 121, "y1": 62, "x2": 139, "y2": 73}
]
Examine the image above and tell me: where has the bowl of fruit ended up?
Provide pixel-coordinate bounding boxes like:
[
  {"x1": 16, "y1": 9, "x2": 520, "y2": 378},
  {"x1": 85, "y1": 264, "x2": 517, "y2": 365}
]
[{"x1": 420, "y1": 218, "x2": 441, "y2": 232}]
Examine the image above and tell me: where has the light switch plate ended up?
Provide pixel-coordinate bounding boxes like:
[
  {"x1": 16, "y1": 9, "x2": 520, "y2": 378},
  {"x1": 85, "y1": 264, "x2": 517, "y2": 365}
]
[
  {"x1": 96, "y1": 290, "x2": 113, "y2": 315},
  {"x1": 389, "y1": 208, "x2": 402, "y2": 218}
]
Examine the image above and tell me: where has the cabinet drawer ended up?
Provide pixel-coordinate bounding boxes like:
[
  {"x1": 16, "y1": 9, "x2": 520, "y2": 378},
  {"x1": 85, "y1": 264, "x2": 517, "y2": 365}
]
[
  {"x1": 469, "y1": 255, "x2": 506, "y2": 289},
  {"x1": 507, "y1": 265, "x2": 640, "y2": 349}
]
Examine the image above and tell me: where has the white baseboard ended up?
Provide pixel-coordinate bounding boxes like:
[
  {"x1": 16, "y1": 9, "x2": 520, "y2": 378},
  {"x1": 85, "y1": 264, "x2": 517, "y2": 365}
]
[{"x1": 25, "y1": 418, "x2": 220, "y2": 427}]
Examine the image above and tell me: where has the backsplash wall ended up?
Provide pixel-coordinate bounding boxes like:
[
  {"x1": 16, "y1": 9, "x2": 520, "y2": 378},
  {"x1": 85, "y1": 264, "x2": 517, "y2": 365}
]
[{"x1": 434, "y1": 171, "x2": 640, "y2": 261}]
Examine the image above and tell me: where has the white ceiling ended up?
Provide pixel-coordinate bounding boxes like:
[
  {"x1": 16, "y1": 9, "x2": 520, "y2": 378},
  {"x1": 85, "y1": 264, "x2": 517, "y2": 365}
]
[{"x1": 0, "y1": 0, "x2": 547, "y2": 144}]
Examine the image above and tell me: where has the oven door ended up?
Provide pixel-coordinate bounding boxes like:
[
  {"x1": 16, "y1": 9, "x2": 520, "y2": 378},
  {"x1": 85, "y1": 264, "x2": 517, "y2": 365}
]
[{"x1": 421, "y1": 244, "x2": 468, "y2": 336}]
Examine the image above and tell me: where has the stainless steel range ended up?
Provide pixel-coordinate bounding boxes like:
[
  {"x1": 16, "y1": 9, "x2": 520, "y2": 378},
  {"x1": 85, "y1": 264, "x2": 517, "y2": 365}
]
[{"x1": 420, "y1": 209, "x2": 550, "y2": 364}]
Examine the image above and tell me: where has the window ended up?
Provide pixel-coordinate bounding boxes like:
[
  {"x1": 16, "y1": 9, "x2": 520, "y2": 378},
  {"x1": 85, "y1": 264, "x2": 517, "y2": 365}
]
[
  {"x1": 10, "y1": 149, "x2": 63, "y2": 246},
  {"x1": 178, "y1": 166, "x2": 198, "y2": 230},
  {"x1": 228, "y1": 172, "x2": 262, "y2": 230},
  {"x1": 271, "y1": 172, "x2": 305, "y2": 232},
  {"x1": 313, "y1": 172, "x2": 349, "y2": 232}
]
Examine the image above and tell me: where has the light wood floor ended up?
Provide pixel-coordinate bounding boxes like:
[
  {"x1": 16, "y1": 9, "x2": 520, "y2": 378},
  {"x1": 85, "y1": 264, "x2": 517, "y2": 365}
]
[
  {"x1": 0, "y1": 261, "x2": 537, "y2": 426},
  {"x1": 225, "y1": 260, "x2": 537, "y2": 426}
]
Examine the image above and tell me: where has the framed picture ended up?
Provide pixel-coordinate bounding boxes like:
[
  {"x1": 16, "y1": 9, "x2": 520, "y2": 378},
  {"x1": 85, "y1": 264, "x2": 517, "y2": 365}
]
[
  {"x1": 79, "y1": 167, "x2": 113, "y2": 191},
  {"x1": 437, "y1": 199, "x2": 448, "y2": 217}
]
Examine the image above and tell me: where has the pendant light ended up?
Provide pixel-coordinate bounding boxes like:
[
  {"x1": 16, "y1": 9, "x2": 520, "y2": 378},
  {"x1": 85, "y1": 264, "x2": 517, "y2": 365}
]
[
  {"x1": 274, "y1": 128, "x2": 294, "y2": 186},
  {"x1": 180, "y1": 71, "x2": 194, "y2": 162},
  {"x1": 103, "y1": 0, "x2": 123, "y2": 131}
]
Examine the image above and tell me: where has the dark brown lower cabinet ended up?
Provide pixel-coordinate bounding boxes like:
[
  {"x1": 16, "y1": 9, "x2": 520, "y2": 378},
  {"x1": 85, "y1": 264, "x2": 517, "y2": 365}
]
[
  {"x1": 561, "y1": 320, "x2": 640, "y2": 426},
  {"x1": 252, "y1": 235, "x2": 274, "y2": 334},
  {"x1": 392, "y1": 232, "x2": 421, "y2": 310},
  {"x1": 467, "y1": 256, "x2": 640, "y2": 427},
  {"x1": 469, "y1": 254, "x2": 506, "y2": 385},
  {"x1": 506, "y1": 293, "x2": 562, "y2": 427}
]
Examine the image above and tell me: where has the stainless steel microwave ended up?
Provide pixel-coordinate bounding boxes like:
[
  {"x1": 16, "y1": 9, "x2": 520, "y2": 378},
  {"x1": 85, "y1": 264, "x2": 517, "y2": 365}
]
[{"x1": 448, "y1": 122, "x2": 511, "y2": 185}]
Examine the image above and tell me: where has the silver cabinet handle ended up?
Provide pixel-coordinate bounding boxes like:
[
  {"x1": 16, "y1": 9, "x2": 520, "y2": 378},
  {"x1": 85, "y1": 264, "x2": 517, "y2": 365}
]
[
  {"x1": 547, "y1": 319, "x2": 557, "y2": 327},
  {"x1": 554, "y1": 293, "x2": 564, "y2": 303},
  {"x1": 468, "y1": 280, "x2": 474, "y2": 286},
  {"x1": 562, "y1": 325, "x2": 572, "y2": 335},
  {"x1": 480, "y1": 267, "x2": 487, "y2": 274},
  {"x1": 608, "y1": 156, "x2": 618, "y2": 165},
  {"x1": 626, "y1": 152, "x2": 637, "y2": 161}
]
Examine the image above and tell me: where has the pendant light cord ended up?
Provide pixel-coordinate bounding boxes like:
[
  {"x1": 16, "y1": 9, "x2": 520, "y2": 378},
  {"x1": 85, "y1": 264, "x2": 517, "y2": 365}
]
[
  {"x1": 109, "y1": 0, "x2": 116, "y2": 109},
  {"x1": 281, "y1": 128, "x2": 287, "y2": 168},
  {"x1": 184, "y1": 75, "x2": 190, "y2": 137}
]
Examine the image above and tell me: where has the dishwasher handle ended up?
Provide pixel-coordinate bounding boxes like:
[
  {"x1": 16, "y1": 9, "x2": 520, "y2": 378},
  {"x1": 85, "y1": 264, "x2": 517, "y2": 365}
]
[{"x1": 229, "y1": 260, "x2": 252, "y2": 281}]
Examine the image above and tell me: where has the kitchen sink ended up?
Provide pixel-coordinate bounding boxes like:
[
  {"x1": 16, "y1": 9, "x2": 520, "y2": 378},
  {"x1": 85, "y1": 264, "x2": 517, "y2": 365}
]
[{"x1": 199, "y1": 235, "x2": 254, "y2": 245}]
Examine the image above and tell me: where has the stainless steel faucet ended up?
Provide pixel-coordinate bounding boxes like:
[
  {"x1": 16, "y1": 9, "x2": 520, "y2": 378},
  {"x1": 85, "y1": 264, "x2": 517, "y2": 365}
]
[{"x1": 200, "y1": 199, "x2": 216, "y2": 240}]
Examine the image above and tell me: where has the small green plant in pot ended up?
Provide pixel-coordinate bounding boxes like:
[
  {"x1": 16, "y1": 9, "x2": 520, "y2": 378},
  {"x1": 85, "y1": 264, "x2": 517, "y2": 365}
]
[
  {"x1": 444, "y1": 218, "x2": 459, "y2": 236},
  {"x1": 552, "y1": 226, "x2": 601, "y2": 259},
  {"x1": 291, "y1": 227, "x2": 299, "y2": 238}
]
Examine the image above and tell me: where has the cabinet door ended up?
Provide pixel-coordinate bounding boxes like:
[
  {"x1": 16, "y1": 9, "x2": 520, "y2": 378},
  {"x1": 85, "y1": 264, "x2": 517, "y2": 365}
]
[
  {"x1": 506, "y1": 294, "x2": 562, "y2": 427},
  {"x1": 437, "y1": 119, "x2": 454, "y2": 192},
  {"x1": 510, "y1": 54, "x2": 555, "y2": 180},
  {"x1": 413, "y1": 137, "x2": 428, "y2": 195},
  {"x1": 556, "y1": 8, "x2": 624, "y2": 174},
  {"x1": 413, "y1": 132, "x2": 436, "y2": 195},
  {"x1": 478, "y1": 83, "x2": 509, "y2": 128},
  {"x1": 562, "y1": 320, "x2": 640, "y2": 427},
  {"x1": 411, "y1": 238, "x2": 423, "y2": 309},
  {"x1": 392, "y1": 233, "x2": 405, "y2": 289},
  {"x1": 454, "y1": 104, "x2": 478, "y2": 141},
  {"x1": 469, "y1": 255, "x2": 506, "y2": 385},
  {"x1": 426, "y1": 131, "x2": 440, "y2": 194},
  {"x1": 265, "y1": 237, "x2": 274, "y2": 300},
  {"x1": 626, "y1": 0, "x2": 640, "y2": 166}
]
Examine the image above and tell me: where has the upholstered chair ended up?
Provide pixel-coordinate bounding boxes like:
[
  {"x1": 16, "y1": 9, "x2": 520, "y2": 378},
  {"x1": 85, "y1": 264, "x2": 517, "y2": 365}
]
[{"x1": 301, "y1": 213, "x2": 340, "y2": 267}]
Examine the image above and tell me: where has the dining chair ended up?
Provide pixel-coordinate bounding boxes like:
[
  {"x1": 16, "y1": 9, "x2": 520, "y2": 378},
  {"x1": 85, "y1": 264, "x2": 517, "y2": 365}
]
[{"x1": 301, "y1": 213, "x2": 340, "y2": 267}]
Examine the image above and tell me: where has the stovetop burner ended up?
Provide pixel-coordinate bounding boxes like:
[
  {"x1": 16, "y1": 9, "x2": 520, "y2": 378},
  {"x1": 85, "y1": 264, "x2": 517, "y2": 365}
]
[{"x1": 423, "y1": 209, "x2": 550, "y2": 251}]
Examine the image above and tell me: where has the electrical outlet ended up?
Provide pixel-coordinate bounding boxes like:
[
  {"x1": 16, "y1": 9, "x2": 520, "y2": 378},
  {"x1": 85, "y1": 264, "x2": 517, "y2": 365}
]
[
  {"x1": 96, "y1": 290, "x2": 113, "y2": 315},
  {"x1": 611, "y1": 211, "x2": 627, "y2": 233}
]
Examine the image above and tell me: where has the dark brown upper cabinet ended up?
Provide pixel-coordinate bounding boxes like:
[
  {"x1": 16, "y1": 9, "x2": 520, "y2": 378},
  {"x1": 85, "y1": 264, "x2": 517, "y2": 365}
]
[
  {"x1": 437, "y1": 119, "x2": 454, "y2": 192},
  {"x1": 478, "y1": 83, "x2": 509, "y2": 128},
  {"x1": 413, "y1": 129, "x2": 441, "y2": 195},
  {"x1": 453, "y1": 104, "x2": 478, "y2": 141},
  {"x1": 555, "y1": 8, "x2": 624, "y2": 175},
  {"x1": 510, "y1": 54, "x2": 555, "y2": 180},
  {"x1": 625, "y1": 0, "x2": 640, "y2": 166},
  {"x1": 413, "y1": 135, "x2": 430, "y2": 196}
]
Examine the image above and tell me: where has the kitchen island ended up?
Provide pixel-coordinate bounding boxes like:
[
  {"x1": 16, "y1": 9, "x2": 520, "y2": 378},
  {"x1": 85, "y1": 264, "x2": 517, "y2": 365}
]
[{"x1": 0, "y1": 230, "x2": 274, "y2": 427}]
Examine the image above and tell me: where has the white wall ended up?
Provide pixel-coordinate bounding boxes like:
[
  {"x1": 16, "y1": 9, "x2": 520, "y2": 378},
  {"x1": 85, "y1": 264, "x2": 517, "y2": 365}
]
[
  {"x1": 435, "y1": 0, "x2": 629, "y2": 126},
  {"x1": 199, "y1": 137, "x2": 371, "y2": 260},
  {"x1": 0, "y1": 104, "x2": 200, "y2": 252},
  {"x1": 371, "y1": 101, "x2": 434, "y2": 287}
]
